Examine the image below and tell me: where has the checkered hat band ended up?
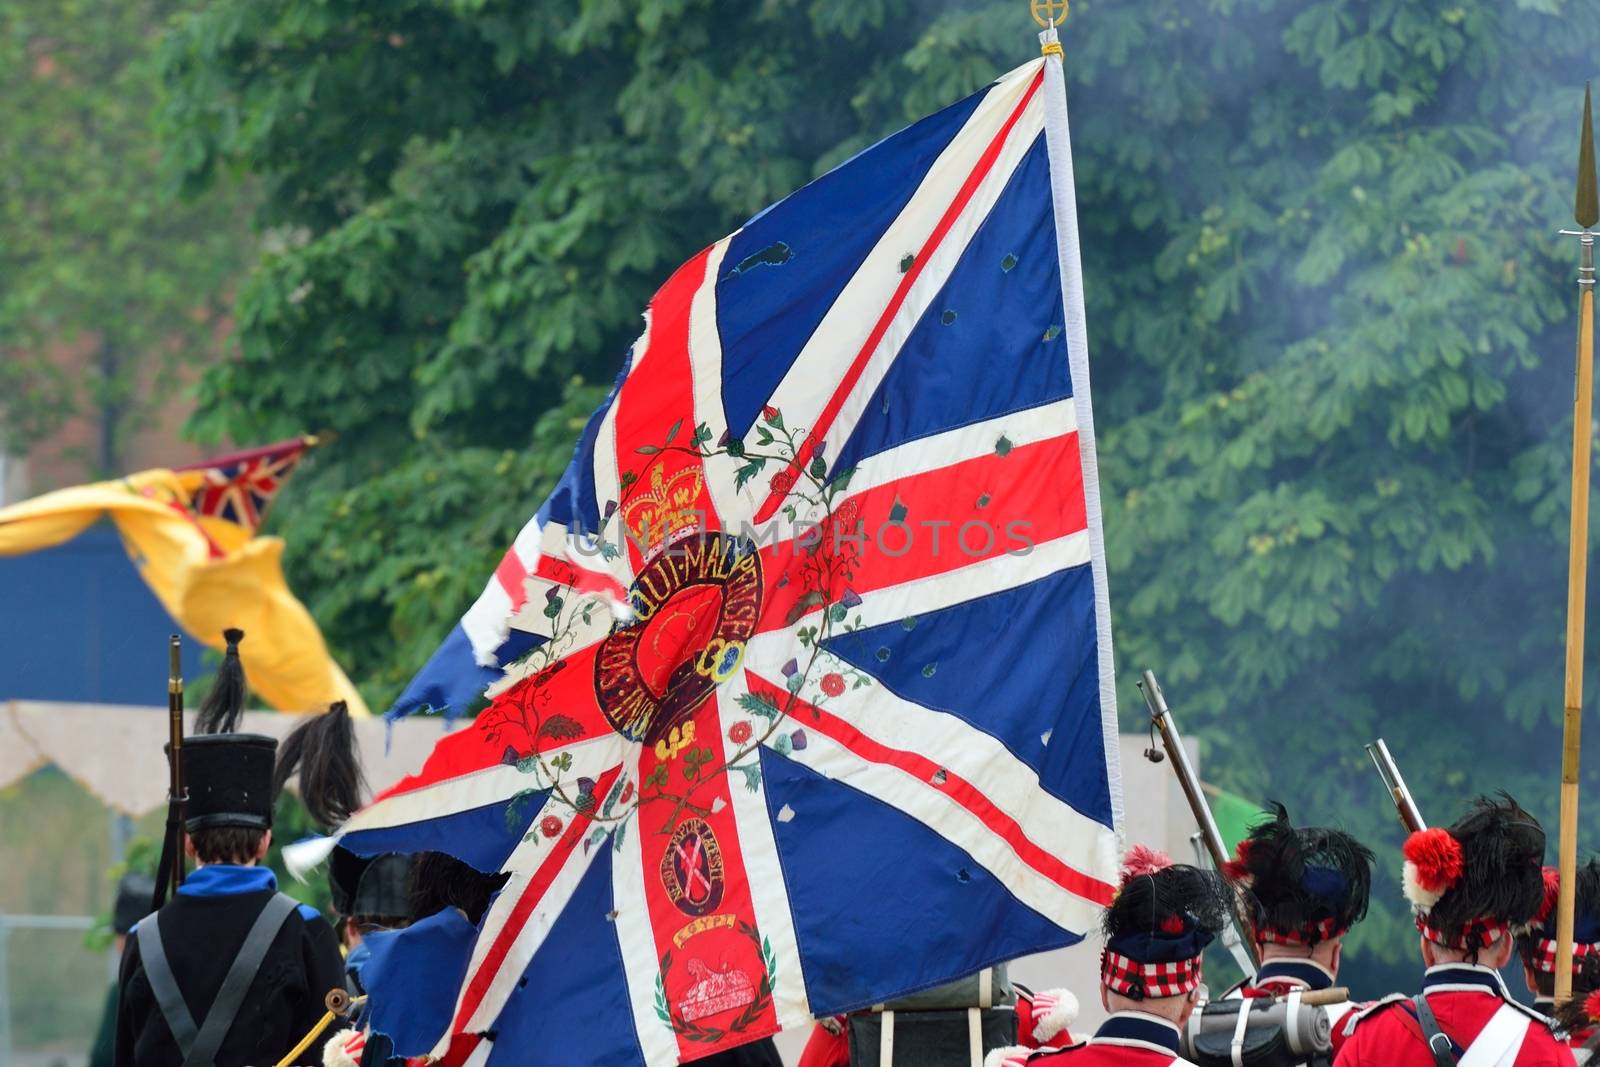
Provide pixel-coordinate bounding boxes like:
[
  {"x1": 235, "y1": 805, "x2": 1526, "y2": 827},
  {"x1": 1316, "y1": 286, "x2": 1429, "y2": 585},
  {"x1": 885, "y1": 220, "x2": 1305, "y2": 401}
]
[
  {"x1": 1100, "y1": 948, "x2": 1203, "y2": 999},
  {"x1": 1255, "y1": 916, "x2": 1344, "y2": 945},
  {"x1": 1530, "y1": 937, "x2": 1600, "y2": 975},
  {"x1": 1414, "y1": 912, "x2": 1509, "y2": 952}
]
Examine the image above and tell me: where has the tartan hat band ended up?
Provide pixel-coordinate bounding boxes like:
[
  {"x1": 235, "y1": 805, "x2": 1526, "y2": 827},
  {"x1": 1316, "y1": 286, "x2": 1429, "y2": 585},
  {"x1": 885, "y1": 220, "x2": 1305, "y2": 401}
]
[
  {"x1": 1414, "y1": 912, "x2": 1509, "y2": 952},
  {"x1": 1100, "y1": 948, "x2": 1203, "y2": 999},
  {"x1": 1256, "y1": 915, "x2": 1346, "y2": 946},
  {"x1": 1529, "y1": 937, "x2": 1600, "y2": 975}
]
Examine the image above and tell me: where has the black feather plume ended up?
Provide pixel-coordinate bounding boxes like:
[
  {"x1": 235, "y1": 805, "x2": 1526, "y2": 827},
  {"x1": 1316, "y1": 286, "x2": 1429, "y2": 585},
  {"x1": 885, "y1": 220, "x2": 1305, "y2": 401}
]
[
  {"x1": 1427, "y1": 793, "x2": 1546, "y2": 946},
  {"x1": 272, "y1": 700, "x2": 365, "y2": 829},
  {"x1": 1104, "y1": 862, "x2": 1231, "y2": 945},
  {"x1": 195, "y1": 628, "x2": 247, "y2": 735},
  {"x1": 1235, "y1": 802, "x2": 1373, "y2": 943}
]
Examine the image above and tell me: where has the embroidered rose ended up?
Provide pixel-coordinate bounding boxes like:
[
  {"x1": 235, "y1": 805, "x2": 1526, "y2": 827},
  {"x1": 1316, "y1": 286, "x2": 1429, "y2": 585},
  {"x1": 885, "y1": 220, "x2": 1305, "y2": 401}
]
[
  {"x1": 820, "y1": 673, "x2": 846, "y2": 697},
  {"x1": 540, "y1": 815, "x2": 563, "y2": 838},
  {"x1": 769, "y1": 467, "x2": 799, "y2": 496},
  {"x1": 729, "y1": 721, "x2": 754, "y2": 745}
]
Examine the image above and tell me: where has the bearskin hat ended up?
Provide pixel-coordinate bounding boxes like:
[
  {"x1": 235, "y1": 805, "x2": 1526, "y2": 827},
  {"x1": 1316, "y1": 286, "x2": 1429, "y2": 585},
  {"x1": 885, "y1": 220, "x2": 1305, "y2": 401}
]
[
  {"x1": 1226, "y1": 803, "x2": 1373, "y2": 946},
  {"x1": 1100, "y1": 846, "x2": 1230, "y2": 1001},
  {"x1": 1402, "y1": 794, "x2": 1545, "y2": 952}
]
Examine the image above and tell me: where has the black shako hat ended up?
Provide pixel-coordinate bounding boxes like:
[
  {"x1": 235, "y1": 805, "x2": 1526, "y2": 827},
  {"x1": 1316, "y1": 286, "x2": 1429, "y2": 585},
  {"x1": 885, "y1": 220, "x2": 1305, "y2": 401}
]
[
  {"x1": 182, "y1": 627, "x2": 276, "y2": 831},
  {"x1": 183, "y1": 733, "x2": 278, "y2": 831},
  {"x1": 113, "y1": 872, "x2": 157, "y2": 935}
]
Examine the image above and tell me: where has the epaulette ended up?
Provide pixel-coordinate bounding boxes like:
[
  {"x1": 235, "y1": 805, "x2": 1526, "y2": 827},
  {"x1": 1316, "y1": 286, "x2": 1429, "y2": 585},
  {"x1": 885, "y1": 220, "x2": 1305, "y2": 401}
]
[
  {"x1": 1338, "y1": 993, "x2": 1409, "y2": 1038},
  {"x1": 1499, "y1": 995, "x2": 1558, "y2": 1030}
]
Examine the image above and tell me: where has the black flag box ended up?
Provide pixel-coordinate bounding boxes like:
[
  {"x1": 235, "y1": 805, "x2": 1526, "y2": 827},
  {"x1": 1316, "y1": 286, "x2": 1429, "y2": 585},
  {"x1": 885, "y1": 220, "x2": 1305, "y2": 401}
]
[
  {"x1": 849, "y1": 967, "x2": 1016, "y2": 1066},
  {"x1": 875, "y1": 966, "x2": 1012, "y2": 1012},
  {"x1": 848, "y1": 1006, "x2": 1018, "y2": 1067}
]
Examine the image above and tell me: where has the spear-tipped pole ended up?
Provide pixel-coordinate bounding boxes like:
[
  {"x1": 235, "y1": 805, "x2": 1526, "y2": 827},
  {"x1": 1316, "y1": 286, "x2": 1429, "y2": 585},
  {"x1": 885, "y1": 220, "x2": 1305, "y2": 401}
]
[{"x1": 1556, "y1": 83, "x2": 1599, "y2": 1005}]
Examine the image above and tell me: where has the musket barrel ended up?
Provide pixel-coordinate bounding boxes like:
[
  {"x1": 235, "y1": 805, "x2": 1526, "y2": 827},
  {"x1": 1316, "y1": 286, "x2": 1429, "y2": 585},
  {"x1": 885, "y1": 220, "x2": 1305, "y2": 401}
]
[
  {"x1": 1140, "y1": 669, "x2": 1260, "y2": 972},
  {"x1": 1365, "y1": 739, "x2": 1425, "y2": 833},
  {"x1": 167, "y1": 634, "x2": 186, "y2": 890}
]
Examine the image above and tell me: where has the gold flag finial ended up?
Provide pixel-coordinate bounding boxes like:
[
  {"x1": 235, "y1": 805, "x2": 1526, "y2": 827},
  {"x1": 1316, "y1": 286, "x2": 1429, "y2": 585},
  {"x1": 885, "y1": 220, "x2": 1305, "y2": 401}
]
[{"x1": 1032, "y1": 0, "x2": 1068, "y2": 28}]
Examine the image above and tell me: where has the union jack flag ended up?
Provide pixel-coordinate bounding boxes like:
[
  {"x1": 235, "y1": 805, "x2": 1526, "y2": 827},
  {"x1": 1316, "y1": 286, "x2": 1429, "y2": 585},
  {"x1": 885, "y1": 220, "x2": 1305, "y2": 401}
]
[
  {"x1": 173, "y1": 437, "x2": 309, "y2": 534},
  {"x1": 320, "y1": 41, "x2": 1122, "y2": 1066}
]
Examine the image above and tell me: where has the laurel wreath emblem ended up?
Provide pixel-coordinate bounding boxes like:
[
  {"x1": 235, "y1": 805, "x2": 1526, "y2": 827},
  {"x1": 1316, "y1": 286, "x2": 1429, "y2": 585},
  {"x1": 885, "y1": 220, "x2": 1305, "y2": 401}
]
[{"x1": 653, "y1": 920, "x2": 777, "y2": 1044}]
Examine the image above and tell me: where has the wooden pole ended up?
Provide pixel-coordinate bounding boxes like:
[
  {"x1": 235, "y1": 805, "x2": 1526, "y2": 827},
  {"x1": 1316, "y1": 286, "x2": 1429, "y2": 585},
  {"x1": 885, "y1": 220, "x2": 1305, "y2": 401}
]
[{"x1": 1556, "y1": 83, "x2": 1599, "y2": 1004}]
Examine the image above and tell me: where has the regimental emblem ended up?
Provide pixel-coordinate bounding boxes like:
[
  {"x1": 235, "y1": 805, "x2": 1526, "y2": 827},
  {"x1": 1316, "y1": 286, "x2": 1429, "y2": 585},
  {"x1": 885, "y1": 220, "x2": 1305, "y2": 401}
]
[
  {"x1": 654, "y1": 919, "x2": 778, "y2": 1046},
  {"x1": 594, "y1": 533, "x2": 762, "y2": 744},
  {"x1": 622, "y1": 464, "x2": 706, "y2": 561},
  {"x1": 661, "y1": 818, "x2": 725, "y2": 917},
  {"x1": 679, "y1": 960, "x2": 755, "y2": 1022}
]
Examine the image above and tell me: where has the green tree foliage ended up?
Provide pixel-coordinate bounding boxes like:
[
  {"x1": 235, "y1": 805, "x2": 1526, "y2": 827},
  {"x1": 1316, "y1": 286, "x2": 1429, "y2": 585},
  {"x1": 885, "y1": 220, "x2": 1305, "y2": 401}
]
[
  {"x1": 161, "y1": 0, "x2": 1600, "y2": 986},
  {"x1": 1, "y1": 0, "x2": 252, "y2": 472}
]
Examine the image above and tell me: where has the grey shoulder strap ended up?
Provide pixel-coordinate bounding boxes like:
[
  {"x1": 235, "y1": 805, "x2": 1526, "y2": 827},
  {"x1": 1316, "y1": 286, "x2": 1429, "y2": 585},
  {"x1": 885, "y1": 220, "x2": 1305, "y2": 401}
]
[
  {"x1": 184, "y1": 892, "x2": 299, "y2": 1067},
  {"x1": 1413, "y1": 995, "x2": 1459, "y2": 1067},
  {"x1": 136, "y1": 915, "x2": 200, "y2": 1055}
]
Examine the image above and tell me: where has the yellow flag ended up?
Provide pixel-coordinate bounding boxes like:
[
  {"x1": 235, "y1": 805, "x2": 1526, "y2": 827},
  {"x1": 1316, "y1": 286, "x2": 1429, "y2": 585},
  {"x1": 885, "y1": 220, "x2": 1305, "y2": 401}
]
[{"x1": 0, "y1": 446, "x2": 367, "y2": 715}]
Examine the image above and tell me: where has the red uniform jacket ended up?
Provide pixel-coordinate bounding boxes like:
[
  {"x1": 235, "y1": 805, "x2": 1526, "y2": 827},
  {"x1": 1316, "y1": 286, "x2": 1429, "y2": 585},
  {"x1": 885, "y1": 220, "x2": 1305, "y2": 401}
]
[
  {"x1": 1026, "y1": 1012, "x2": 1195, "y2": 1066},
  {"x1": 1332, "y1": 964, "x2": 1568, "y2": 1067}
]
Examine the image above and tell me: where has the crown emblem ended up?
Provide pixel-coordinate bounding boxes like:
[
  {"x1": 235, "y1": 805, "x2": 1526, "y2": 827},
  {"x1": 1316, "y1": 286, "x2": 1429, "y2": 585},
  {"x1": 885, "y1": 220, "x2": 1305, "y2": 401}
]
[{"x1": 621, "y1": 464, "x2": 705, "y2": 557}]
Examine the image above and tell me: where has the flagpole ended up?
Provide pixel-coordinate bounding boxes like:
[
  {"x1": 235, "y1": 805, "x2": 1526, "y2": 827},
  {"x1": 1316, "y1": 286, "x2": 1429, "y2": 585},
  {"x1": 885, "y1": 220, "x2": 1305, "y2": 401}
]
[
  {"x1": 1556, "y1": 83, "x2": 1599, "y2": 1004},
  {"x1": 1033, "y1": 0, "x2": 1127, "y2": 841}
]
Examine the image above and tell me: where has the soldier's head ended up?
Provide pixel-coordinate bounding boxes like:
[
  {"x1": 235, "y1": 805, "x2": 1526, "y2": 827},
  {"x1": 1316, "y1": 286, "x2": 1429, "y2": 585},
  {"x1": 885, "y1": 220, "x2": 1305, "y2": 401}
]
[
  {"x1": 1403, "y1": 794, "x2": 1545, "y2": 970},
  {"x1": 1100, "y1": 846, "x2": 1230, "y2": 1027},
  {"x1": 111, "y1": 871, "x2": 155, "y2": 952},
  {"x1": 1226, "y1": 803, "x2": 1373, "y2": 977},
  {"x1": 1516, "y1": 860, "x2": 1600, "y2": 1019}
]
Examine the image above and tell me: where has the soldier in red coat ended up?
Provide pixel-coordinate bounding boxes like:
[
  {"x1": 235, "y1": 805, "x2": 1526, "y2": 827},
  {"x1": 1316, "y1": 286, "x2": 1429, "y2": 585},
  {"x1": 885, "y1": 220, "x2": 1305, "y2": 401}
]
[
  {"x1": 1218, "y1": 804, "x2": 1373, "y2": 1010},
  {"x1": 1332, "y1": 794, "x2": 1569, "y2": 1067},
  {"x1": 1516, "y1": 860, "x2": 1600, "y2": 1061},
  {"x1": 987, "y1": 845, "x2": 1229, "y2": 1067}
]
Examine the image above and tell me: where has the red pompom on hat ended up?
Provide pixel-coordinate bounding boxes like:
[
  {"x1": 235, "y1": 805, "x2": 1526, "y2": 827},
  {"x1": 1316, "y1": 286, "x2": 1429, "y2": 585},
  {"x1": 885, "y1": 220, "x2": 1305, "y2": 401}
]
[
  {"x1": 1222, "y1": 839, "x2": 1255, "y2": 884},
  {"x1": 1402, "y1": 828, "x2": 1465, "y2": 910},
  {"x1": 1586, "y1": 989, "x2": 1600, "y2": 1025},
  {"x1": 1120, "y1": 844, "x2": 1174, "y2": 885},
  {"x1": 1535, "y1": 866, "x2": 1561, "y2": 927}
]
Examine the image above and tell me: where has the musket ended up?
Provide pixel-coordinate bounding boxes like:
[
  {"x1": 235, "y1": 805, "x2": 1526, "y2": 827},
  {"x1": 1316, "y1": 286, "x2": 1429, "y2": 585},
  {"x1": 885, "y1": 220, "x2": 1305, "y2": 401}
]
[
  {"x1": 1139, "y1": 669, "x2": 1260, "y2": 974},
  {"x1": 151, "y1": 634, "x2": 187, "y2": 909},
  {"x1": 1364, "y1": 738, "x2": 1426, "y2": 834}
]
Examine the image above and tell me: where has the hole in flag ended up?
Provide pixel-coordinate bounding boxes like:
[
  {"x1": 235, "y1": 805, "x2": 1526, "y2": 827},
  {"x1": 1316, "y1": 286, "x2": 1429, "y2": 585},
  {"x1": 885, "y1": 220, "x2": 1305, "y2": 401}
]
[
  {"x1": 1001, "y1": 253, "x2": 1018, "y2": 272},
  {"x1": 957, "y1": 868, "x2": 972, "y2": 883},
  {"x1": 778, "y1": 804, "x2": 796, "y2": 823},
  {"x1": 1043, "y1": 324, "x2": 1061, "y2": 341},
  {"x1": 941, "y1": 309, "x2": 957, "y2": 325},
  {"x1": 899, "y1": 252, "x2": 915, "y2": 272},
  {"x1": 727, "y1": 241, "x2": 793, "y2": 277}
]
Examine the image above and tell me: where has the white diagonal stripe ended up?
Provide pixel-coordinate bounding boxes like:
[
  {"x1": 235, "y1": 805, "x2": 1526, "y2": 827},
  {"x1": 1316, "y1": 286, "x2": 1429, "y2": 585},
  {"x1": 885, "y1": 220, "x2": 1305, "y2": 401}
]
[
  {"x1": 739, "y1": 644, "x2": 1114, "y2": 893},
  {"x1": 711, "y1": 60, "x2": 1045, "y2": 518},
  {"x1": 445, "y1": 744, "x2": 634, "y2": 1046},
  {"x1": 341, "y1": 732, "x2": 628, "y2": 837},
  {"x1": 611, "y1": 769, "x2": 686, "y2": 1067},
  {"x1": 764, "y1": 720, "x2": 1111, "y2": 936}
]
